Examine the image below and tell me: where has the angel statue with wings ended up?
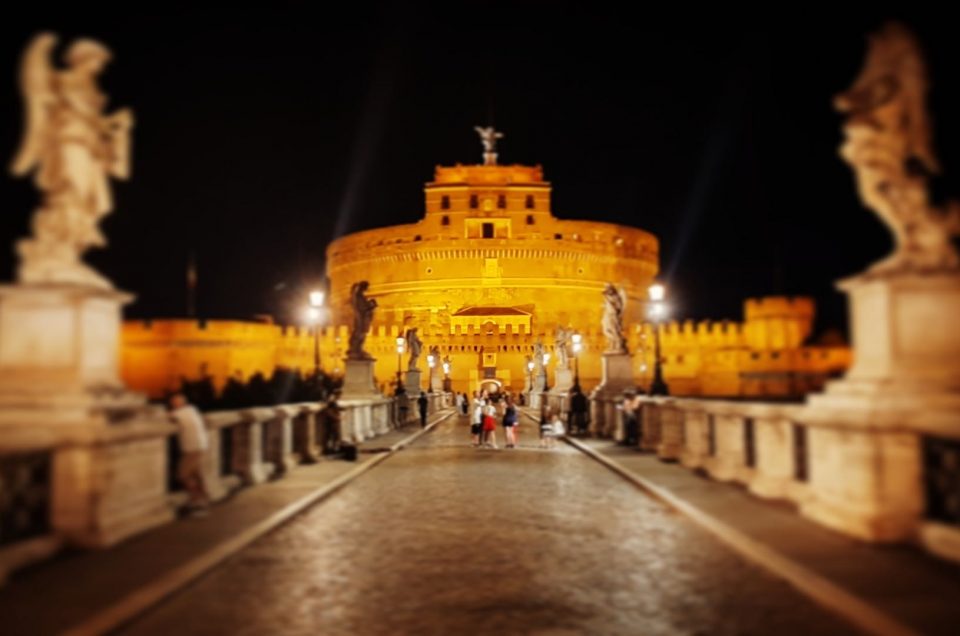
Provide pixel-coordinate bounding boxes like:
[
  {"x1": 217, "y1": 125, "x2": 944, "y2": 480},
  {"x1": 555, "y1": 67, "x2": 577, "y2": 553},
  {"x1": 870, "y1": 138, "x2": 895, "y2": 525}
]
[
  {"x1": 474, "y1": 126, "x2": 503, "y2": 166},
  {"x1": 10, "y1": 33, "x2": 134, "y2": 289}
]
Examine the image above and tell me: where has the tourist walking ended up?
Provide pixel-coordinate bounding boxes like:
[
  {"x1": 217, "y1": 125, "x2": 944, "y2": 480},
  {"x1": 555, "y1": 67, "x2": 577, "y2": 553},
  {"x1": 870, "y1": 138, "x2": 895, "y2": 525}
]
[
  {"x1": 168, "y1": 393, "x2": 210, "y2": 515},
  {"x1": 418, "y1": 392, "x2": 429, "y2": 428},
  {"x1": 502, "y1": 395, "x2": 518, "y2": 448}
]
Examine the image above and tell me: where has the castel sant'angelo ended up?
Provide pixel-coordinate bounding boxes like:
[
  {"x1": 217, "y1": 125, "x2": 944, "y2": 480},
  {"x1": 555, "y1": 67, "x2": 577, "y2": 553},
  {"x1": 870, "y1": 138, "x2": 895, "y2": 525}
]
[{"x1": 122, "y1": 130, "x2": 850, "y2": 398}]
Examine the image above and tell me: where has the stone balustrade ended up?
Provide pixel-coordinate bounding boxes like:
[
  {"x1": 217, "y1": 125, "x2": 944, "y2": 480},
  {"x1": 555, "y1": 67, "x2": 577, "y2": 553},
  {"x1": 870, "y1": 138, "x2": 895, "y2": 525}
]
[
  {"x1": 623, "y1": 396, "x2": 960, "y2": 562},
  {"x1": 0, "y1": 392, "x2": 452, "y2": 583}
]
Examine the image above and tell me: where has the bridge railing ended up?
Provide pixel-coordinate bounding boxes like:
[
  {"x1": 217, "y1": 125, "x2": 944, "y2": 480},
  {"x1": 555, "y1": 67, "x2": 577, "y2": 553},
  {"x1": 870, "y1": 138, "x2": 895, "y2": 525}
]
[{"x1": 623, "y1": 396, "x2": 960, "y2": 562}]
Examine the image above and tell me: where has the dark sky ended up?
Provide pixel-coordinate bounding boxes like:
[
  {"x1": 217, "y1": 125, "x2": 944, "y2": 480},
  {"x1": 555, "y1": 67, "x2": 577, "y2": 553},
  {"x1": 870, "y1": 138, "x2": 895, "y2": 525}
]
[{"x1": 1, "y1": 3, "x2": 958, "y2": 337}]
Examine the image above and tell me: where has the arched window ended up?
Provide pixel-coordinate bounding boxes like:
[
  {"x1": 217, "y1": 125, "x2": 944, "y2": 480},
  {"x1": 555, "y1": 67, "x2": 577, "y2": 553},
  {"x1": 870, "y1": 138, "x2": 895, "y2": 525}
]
[
  {"x1": 441, "y1": 195, "x2": 450, "y2": 210},
  {"x1": 497, "y1": 194, "x2": 506, "y2": 209},
  {"x1": 525, "y1": 194, "x2": 535, "y2": 209},
  {"x1": 469, "y1": 194, "x2": 479, "y2": 209}
]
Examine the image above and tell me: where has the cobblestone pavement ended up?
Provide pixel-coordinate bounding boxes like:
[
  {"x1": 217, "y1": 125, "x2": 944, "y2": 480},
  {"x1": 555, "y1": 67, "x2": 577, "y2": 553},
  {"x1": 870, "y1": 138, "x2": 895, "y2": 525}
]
[{"x1": 121, "y1": 414, "x2": 857, "y2": 636}]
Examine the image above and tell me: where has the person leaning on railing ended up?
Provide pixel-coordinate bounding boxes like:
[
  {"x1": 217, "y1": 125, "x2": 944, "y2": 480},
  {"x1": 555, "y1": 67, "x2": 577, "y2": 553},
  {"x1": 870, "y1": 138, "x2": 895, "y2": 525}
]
[{"x1": 168, "y1": 393, "x2": 211, "y2": 516}]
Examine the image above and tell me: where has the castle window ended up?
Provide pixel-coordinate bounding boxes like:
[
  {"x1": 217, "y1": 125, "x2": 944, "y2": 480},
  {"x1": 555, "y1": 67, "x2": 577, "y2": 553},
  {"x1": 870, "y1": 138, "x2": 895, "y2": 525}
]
[
  {"x1": 554, "y1": 233, "x2": 563, "y2": 240},
  {"x1": 441, "y1": 215, "x2": 450, "y2": 226},
  {"x1": 470, "y1": 194, "x2": 479, "y2": 209},
  {"x1": 771, "y1": 351, "x2": 780, "y2": 359},
  {"x1": 497, "y1": 194, "x2": 506, "y2": 209},
  {"x1": 526, "y1": 214, "x2": 535, "y2": 225},
  {"x1": 482, "y1": 223, "x2": 494, "y2": 239},
  {"x1": 414, "y1": 235, "x2": 422, "y2": 241},
  {"x1": 441, "y1": 195, "x2": 450, "y2": 210},
  {"x1": 525, "y1": 195, "x2": 535, "y2": 209}
]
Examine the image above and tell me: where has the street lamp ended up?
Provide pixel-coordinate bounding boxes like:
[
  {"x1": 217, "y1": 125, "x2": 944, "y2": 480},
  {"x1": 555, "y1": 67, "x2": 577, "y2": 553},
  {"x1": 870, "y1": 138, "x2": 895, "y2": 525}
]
[
  {"x1": 571, "y1": 332, "x2": 583, "y2": 388},
  {"x1": 395, "y1": 336, "x2": 405, "y2": 391},
  {"x1": 442, "y1": 358, "x2": 452, "y2": 392},
  {"x1": 648, "y1": 283, "x2": 670, "y2": 396},
  {"x1": 307, "y1": 290, "x2": 325, "y2": 377},
  {"x1": 526, "y1": 359, "x2": 535, "y2": 393}
]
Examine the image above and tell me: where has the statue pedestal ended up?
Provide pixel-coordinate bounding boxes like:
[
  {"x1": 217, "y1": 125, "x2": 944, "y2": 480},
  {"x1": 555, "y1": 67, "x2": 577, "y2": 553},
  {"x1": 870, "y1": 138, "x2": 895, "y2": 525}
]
[
  {"x1": 0, "y1": 285, "x2": 132, "y2": 404},
  {"x1": 589, "y1": 352, "x2": 634, "y2": 438},
  {"x1": 430, "y1": 367, "x2": 444, "y2": 393},
  {"x1": 341, "y1": 358, "x2": 381, "y2": 398},
  {"x1": 800, "y1": 272, "x2": 960, "y2": 547},
  {"x1": 547, "y1": 367, "x2": 576, "y2": 419},
  {"x1": 0, "y1": 284, "x2": 173, "y2": 549},
  {"x1": 405, "y1": 369, "x2": 423, "y2": 395}
]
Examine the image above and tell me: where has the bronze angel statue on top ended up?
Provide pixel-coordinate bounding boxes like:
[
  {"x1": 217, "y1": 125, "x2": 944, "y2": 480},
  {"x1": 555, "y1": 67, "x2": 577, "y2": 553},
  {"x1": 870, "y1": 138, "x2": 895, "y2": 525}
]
[
  {"x1": 10, "y1": 33, "x2": 134, "y2": 288},
  {"x1": 836, "y1": 22, "x2": 960, "y2": 275}
]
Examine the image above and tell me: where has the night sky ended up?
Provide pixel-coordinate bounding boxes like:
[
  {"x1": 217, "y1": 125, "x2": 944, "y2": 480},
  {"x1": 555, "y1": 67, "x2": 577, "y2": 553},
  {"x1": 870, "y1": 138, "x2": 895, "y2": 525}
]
[{"x1": 1, "y1": 4, "x2": 957, "y2": 337}]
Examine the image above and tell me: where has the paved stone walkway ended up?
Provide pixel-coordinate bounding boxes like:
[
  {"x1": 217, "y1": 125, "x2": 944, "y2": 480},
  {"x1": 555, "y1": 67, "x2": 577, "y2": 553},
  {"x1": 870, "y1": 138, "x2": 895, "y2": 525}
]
[
  {"x1": 120, "y1": 414, "x2": 857, "y2": 636},
  {"x1": 571, "y1": 437, "x2": 960, "y2": 636},
  {"x1": 0, "y1": 416, "x2": 449, "y2": 636}
]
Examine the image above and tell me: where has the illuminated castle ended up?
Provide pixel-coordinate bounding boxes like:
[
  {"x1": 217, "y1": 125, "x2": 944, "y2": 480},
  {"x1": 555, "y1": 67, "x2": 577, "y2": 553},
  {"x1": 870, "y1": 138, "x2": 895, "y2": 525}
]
[{"x1": 121, "y1": 133, "x2": 849, "y2": 398}]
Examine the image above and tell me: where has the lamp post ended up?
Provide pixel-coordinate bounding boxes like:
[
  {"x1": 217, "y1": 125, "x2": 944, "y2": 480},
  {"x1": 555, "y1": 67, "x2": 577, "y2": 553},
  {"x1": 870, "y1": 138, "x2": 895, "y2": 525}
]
[
  {"x1": 307, "y1": 290, "x2": 325, "y2": 377},
  {"x1": 427, "y1": 353, "x2": 436, "y2": 393},
  {"x1": 395, "y1": 336, "x2": 405, "y2": 391},
  {"x1": 571, "y1": 332, "x2": 583, "y2": 388},
  {"x1": 526, "y1": 359, "x2": 535, "y2": 393},
  {"x1": 542, "y1": 352, "x2": 550, "y2": 391},
  {"x1": 648, "y1": 283, "x2": 670, "y2": 396},
  {"x1": 442, "y1": 359, "x2": 451, "y2": 392}
]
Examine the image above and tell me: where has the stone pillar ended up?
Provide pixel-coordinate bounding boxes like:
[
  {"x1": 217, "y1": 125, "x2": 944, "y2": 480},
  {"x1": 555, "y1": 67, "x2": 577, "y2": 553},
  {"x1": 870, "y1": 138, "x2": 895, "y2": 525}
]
[
  {"x1": 0, "y1": 285, "x2": 174, "y2": 548},
  {"x1": 404, "y1": 369, "x2": 423, "y2": 396},
  {"x1": 801, "y1": 273, "x2": 960, "y2": 542},
  {"x1": 293, "y1": 405, "x2": 321, "y2": 463},
  {"x1": 341, "y1": 358, "x2": 380, "y2": 398},
  {"x1": 588, "y1": 352, "x2": 634, "y2": 438},
  {"x1": 430, "y1": 366, "x2": 444, "y2": 393}
]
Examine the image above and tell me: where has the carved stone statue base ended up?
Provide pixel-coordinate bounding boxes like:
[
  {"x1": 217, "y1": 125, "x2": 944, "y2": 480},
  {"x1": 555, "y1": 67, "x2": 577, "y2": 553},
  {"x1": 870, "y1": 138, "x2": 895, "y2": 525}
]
[
  {"x1": 430, "y1": 367, "x2": 444, "y2": 393},
  {"x1": 0, "y1": 284, "x2": 133, "y2": 401},
  {"x1": 589, "y1": 352, "x2": 635, "y2": 438},
  {"x1": 340, "y1": 358, "x2": 381, "y2": 398},
  {"x1": 405, "y1": 369, "x2": 423, "y2": 395},
  {"x1": 0, "y1": 283, "x2": 173, "y2": 549},
  {"x1": 800, "y1": 271, "x2": 960, "y2": 546},
  {"x1": 551, "y1": 367, "x2": 575, "y2": 394}
]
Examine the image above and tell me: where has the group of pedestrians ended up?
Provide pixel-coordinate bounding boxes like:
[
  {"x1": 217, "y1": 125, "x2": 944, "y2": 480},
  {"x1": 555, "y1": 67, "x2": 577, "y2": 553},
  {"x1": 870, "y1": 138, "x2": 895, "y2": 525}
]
[{"x1": 462, "y1": 390, "x2": 566, "y2": 450}]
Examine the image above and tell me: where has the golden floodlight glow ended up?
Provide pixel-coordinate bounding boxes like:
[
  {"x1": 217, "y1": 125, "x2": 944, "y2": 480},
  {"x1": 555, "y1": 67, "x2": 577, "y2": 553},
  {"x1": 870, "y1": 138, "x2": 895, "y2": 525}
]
[
  {"x1": 309, "y1": 290, "x2": 325, "y2": 307},
  {"x1": 428, "y1": 355, "x2": 436, "y2": 368},
  {"x1": 305, "y1": 307, "x2": 321, "y2": 323},
  {"x1": 648, "y1": 283, "x2": 666, "y2": 302}
]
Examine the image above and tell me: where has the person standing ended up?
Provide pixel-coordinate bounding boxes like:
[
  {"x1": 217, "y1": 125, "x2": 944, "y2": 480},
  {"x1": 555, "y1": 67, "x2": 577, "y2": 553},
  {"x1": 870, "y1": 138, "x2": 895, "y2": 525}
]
[
  {"x1": 454, "y1": 392, "x2": 464, "y2": 415},
  {"x1": 168, "y1": 393, "x2": 210, "y2": 515},
  {"x1": 570, "y1": 386, "x2": 589, "y2": 436},
  {"x1": 621, "y1": 389, "x2": 640, "y2": 446},
  {"x1": 482, "y1": 398, "x2": 499, "y2": 449},
  {"x1": 417, "y1": 391, "x2": 429, "y2": 428},
  {"x1": 471, "y1": 391, "x2": 486, "y2": 447},
  {"x1": 502, "y1": 394, "x2": 518, "y2": 448}
]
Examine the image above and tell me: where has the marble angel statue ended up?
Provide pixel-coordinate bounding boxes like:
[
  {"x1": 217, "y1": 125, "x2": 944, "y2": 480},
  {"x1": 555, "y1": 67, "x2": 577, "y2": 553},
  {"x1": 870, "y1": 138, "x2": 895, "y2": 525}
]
[
  {"x1": 405, "y1": 327, "x2": 423, "y2": 371},
  {"x1": 601, "y1": 283, "x2": 628, "y2": 353},
  {"x1": 554, "y1": 326, "x2": 571, "y2": 369},
  {"x1": 10, "y1": 33, "x2": 134, "y2": 288},
  {"x1": 835, "y1": 22, "x2": 960, "y2": 274}
]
